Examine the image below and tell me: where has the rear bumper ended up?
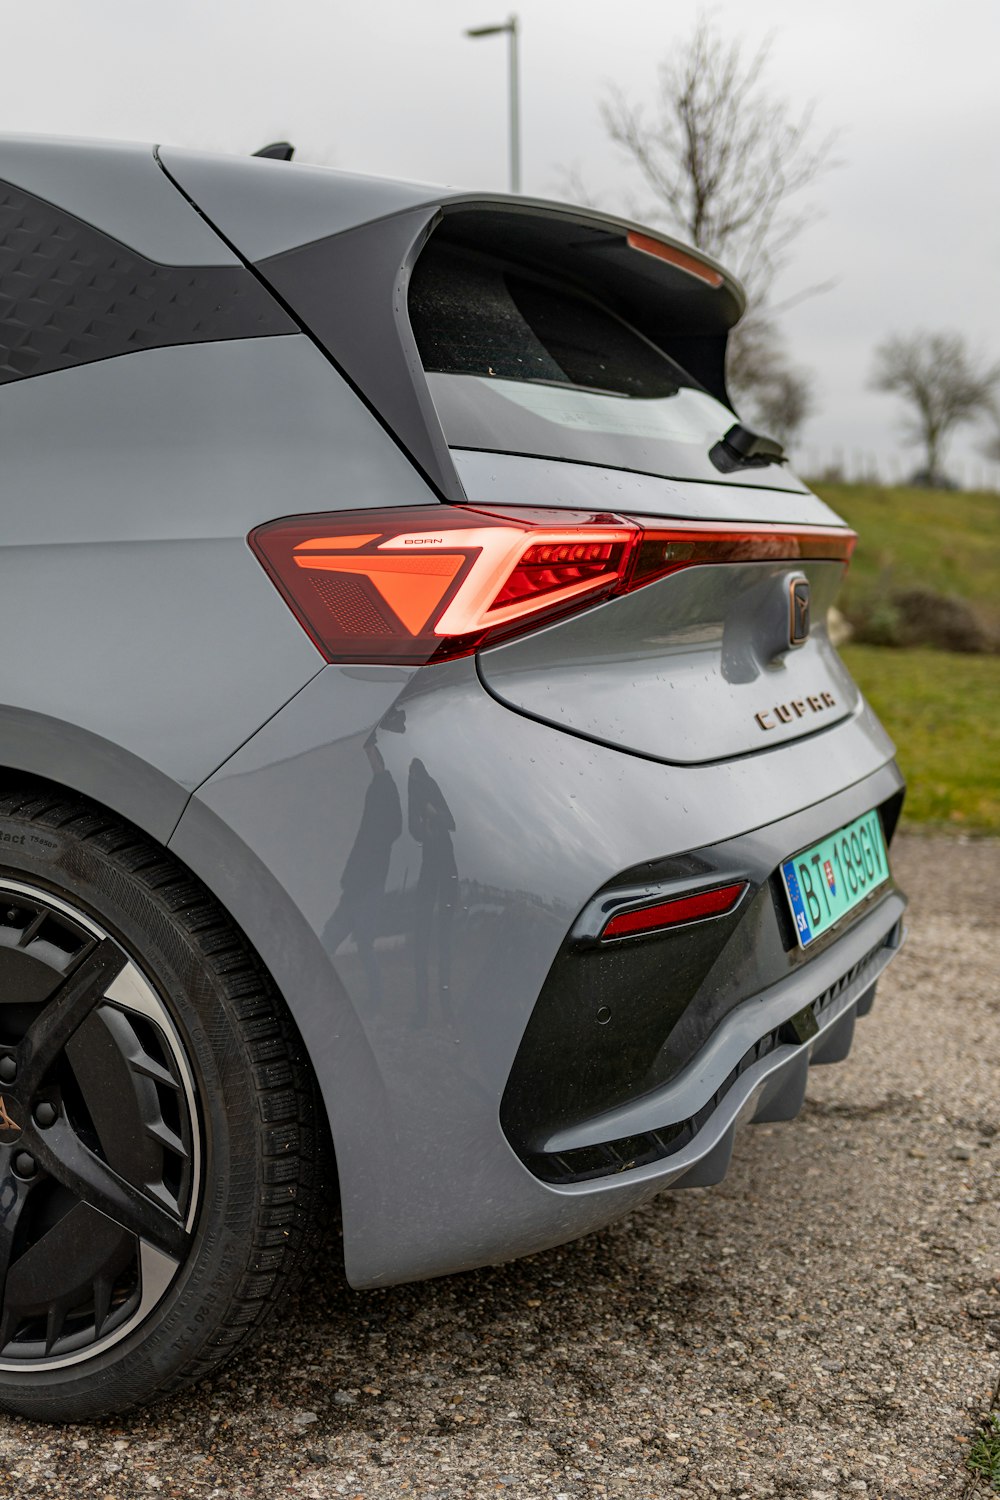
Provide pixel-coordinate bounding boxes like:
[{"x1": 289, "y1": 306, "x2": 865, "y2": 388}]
[
  {"x1": 536, "y1": 900, "x2": 904, "y2": 1190},
  {"x1": 170, "y1": 657, "x2": 904, "y2": 1288},
  {"x1": 555, "y1": 923, "x2": 901, "y2": 1204}
]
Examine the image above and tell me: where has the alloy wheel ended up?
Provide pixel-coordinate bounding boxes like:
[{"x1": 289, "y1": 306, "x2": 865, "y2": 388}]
[{"x1": 0, "y1": 879, "x2": 200, "y2": 1372}]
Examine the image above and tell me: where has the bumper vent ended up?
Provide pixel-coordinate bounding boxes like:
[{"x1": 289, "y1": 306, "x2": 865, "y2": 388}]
[{"x1": 525, "y1": 925, "x2": 898, "y2": 1185}]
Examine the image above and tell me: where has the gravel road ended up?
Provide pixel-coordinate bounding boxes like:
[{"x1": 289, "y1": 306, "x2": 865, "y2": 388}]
[{"x1": 1, "y1": 832, "x2": 997, "y2": 1500}]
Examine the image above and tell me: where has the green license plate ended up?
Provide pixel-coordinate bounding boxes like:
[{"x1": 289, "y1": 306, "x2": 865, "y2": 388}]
[{"x1": 780, "y1": 809, "x2": 889, "y2": 948}]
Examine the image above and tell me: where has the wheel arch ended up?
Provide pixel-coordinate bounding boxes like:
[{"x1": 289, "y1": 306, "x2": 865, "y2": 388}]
[
  {"x1": 167, "y1": 793, "x2": 382, "y2": 1268},
  {"x1": 0, "y1": 763, "x2": 345, "y2": 1238},
  {"x1": 0, "y1": 709, "x2": 190, "y2": 845}
]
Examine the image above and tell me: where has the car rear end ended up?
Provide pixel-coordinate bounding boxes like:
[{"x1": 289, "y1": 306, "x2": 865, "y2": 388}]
[{"x1": 157, "y1": 151, "x2": 906, "y2": 1287}]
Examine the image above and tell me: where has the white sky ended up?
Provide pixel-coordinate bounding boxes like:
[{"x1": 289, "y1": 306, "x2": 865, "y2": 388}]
[{"x1": 7, "y1": 0, "x2": 1000, "y2": 484}]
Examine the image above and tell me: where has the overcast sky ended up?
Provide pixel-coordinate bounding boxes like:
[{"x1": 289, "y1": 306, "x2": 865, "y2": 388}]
[{"x1": 8, "y1": 0, "x2": 1000, "y2": 484}]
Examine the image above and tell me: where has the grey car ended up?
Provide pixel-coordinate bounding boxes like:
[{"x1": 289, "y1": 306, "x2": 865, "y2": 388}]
[{"x1": 0, "y1": 136, "x2": 906, "y2": 1420}]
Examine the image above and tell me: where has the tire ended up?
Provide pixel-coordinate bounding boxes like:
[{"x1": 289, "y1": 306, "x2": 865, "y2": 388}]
[{"x1": 0, "y1": 784, "x2": 326, "y2": 1420}]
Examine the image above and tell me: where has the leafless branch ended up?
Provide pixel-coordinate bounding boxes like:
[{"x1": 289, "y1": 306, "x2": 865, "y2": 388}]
[{"x1": 593, "y1": 14, "x2": 838, "y2": 426}]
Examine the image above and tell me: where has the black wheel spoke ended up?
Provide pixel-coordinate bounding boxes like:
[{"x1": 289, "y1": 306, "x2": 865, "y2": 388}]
[
  {"x1": 0, "y1": 1172, "x2": 30, "y2": 1348},
  {"x1": 31, "y1": 1120, "x2": 188, "y2": 1261},
  {"x1": 18, "y1": 939, "x2": 127, "y2": 1093},
  {"x1": 0, "y1": 1177, "x2": 25, "y2": 1283},
  {"x1": 2, "y1": 1202, "x2": 139, "y2": 1353},
  {"x1": 16, "y1": 910, "x2": 47, "y2": 949}
]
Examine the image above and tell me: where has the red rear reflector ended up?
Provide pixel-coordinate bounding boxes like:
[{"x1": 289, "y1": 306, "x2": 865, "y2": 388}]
[
  {"x1": 626, "y1": 231, "x2": 724, "y2": 288},
  {"x1": 601, "y1": 882, "x2": 747, "y2": 940},
  {"x1": 249, "y1": 508, "x2": 855, "y2": 665}
]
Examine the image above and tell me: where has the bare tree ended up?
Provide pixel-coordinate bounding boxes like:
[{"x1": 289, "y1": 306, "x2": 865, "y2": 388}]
[
  {"x1": 726, "y1": 315, "x2": 813, "y2": 441},
  {"x1": 870, "y1": 332, "x2": 1000, "y2": 485},
  {"x1": 598, "y1": 16, "x2": 836, "y2": 426},
  {"x1": 747, "y1": 364, "x2": 814, "y2": 448},
  {"x1": 717, "y1": 305, "x2": 813, "y2": 444},
  {"x1": 601, "y1": 17, "x2": 834, "y2": 290}
]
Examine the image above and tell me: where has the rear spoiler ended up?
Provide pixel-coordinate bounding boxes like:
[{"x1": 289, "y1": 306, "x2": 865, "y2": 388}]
[
  {"x1": 260, "y1": 201, "x2": 745, "y2": 502},
  {"x1": 157, "y1": 149, "x2": 745, "y2": 502}
]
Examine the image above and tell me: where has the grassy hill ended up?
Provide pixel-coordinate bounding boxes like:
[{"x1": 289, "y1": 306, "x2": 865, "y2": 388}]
[
  {"x1": 808, "y1": 483, "x2": 999, "y2": 834},
  {"x1": 812, "y1": 482, "x2": 1000, "y2": 631},
  {"x1": 841, "y1": 645, "x2": 999, "y2": 832}
]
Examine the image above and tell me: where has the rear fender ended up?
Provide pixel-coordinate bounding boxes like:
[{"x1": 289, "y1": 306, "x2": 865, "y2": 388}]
[{"x1": 0, "y1": 712, "x2": 187, "y2": 843}]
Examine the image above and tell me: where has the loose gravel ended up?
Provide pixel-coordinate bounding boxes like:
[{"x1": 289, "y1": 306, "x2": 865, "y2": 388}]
[{"x1": 0, "y1": 833, "x2": 997, "y2": 1500}]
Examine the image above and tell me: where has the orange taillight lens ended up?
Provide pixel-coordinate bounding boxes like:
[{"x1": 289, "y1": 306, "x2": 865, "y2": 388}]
[{"x1": 249, "y1": 507, "x2": 855, "y2": 665}]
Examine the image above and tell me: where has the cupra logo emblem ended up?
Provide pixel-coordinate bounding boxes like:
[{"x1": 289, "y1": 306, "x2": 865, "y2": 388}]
[
  {"x1": 789, "y1": 578, "x2": 811, "y2": 648},
  {"x1": 0, "y1": 1096, "x2": 21, "y2": 1133}
]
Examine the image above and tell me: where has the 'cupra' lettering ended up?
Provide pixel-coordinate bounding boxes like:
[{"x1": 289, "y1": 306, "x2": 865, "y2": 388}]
[{"x1": 756, "y1": 690, "x2": 836, "y2": 731}]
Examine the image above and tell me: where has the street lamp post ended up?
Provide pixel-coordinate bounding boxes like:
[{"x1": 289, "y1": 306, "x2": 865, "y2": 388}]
[{"x1": 464, "y1": 15, "x2": 521, "y2": 194}]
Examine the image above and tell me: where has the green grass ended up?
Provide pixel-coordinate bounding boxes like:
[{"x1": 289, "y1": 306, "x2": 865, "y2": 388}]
[
  {"x1": 813, "y1": 483, "x2": 1000, "y2": 630},
  {"x1": 967, "y1": 1413, "x2": 1000, "y2": 1492},
  {"x1": 841, "y1": 645, "x2": 1000, "y2": 834}
]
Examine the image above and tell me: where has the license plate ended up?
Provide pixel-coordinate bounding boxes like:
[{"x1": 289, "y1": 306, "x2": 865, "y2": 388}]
[{"x1": 780, "y1": 809, "x2": 890, "y2": 948}]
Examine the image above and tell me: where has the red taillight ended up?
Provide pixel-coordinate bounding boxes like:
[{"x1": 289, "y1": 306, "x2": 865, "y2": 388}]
[
  {"x1": 249, "y1": 507, "x2": 855, "y2": 665},
  {"x1": 601, "y1": 882, "x2": 747, "y2": 941}
]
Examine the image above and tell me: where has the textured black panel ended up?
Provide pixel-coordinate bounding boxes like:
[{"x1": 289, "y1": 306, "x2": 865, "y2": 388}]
[
  {"x1": 520, "y1": 931, "x2": 894, "y2": 1184},
  {"x1": 500, "y1": 784, "x2": 907, "y2": 1171},
  {"x1": 0, "y1": 179, "x2": 294, "y2": 383}
]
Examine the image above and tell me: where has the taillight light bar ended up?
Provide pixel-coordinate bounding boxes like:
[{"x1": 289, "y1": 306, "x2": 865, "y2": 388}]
[
  {"x1": 601, "y1": 881, "x2": 747, "y2": 941},
  {"x1": 249, "y1": 506, "x2": 855, "y2": 666}
]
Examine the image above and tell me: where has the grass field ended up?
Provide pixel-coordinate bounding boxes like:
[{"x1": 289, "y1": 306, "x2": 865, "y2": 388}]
[
  {"x1": 812, "y1": 482, "x2": 1000, "y2": 630},
  {"x1": 842, "y1": 644, "x2": 1000, "y2": 834}
]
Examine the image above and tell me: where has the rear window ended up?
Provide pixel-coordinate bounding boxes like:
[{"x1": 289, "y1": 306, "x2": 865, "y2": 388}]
[{"x1": 408, "y1": 244, "x2": 774, "y2": 487}]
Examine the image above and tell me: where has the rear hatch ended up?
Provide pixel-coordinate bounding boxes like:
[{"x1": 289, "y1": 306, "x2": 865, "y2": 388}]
[
  {"x1": 475, "y1": 555, "x2": 857, "y2": 765},
  {"x1": 160, "y1": 155, "x2": 859, "y2": 766},
  {"x1": 405, "y1": 210, "x2": 858, "y2": 764}
]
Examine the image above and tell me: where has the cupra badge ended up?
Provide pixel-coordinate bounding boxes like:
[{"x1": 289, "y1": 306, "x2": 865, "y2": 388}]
[
  {"x1": 0, "y1": 1096, "x2": 21, "y2": 1133},
  {"x1": 789, "y1": 577, "x2": 811, "y2": 647}
]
